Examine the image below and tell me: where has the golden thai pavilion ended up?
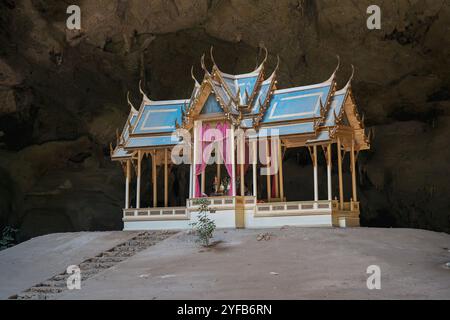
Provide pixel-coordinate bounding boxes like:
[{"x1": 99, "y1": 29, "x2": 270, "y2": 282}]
[{"x1": 111, "y1": 49, "x2": 370, "y2": 230}]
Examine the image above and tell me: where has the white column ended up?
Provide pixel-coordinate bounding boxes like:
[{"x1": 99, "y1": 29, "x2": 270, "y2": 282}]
[
  {"x1": 240, "y1": 132, "x2": 245, "y2": 196},
  {"x1": 337, "y1": 137, "x2": 344, "y2": 210},
  {"x1": 351, "y1": 138, "x2": 357, "y2": 202},
  {"x1": 274, "y1": 142, "x2": 279, "y2": 198},
  {"x1": 278, "y1": 139, "x2": 284, "y2": 201},
  {"x1": 327, "y1": 144, "x2": 332, "y2": 201},
  {"x1": 189, "y1": 163, "x2": 193, "y2": 198},
  {"x1": 192, "y1": 121, "x2": 198, "y2": 198},
  {"x1": 164, "y1": 148, "x2": 168, "y2": 207},
  {"x1": 136, "y1": 150, "x2": 141, "y2": 209},
  {"x1": 313, "y1": 145, "x2": 318, "y2": 203},
  {"x1": 125, "y1": 159, "x2": 130, "y2": 209},
  {"x1": 152, "y1": 150, "x2": 157, "y2": 208},
  {"x1": 230, "y1": 124, "x2": 236, "y2": 196},
  {"x1": 252, "y1": 139, "x2": 257, "y2": 198},
  {"x1": 266, "y1": 138, "x2": 271, "y2": 201}
]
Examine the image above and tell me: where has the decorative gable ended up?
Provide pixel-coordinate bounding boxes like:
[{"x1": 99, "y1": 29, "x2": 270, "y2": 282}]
[{"x1": 200, "y1": 93, "x2": 224, "y2": 115}]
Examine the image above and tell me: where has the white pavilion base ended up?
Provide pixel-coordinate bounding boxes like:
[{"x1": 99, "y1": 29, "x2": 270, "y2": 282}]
[{"x1": 122, "y1": 197, "x2": 356, "y2": 231}]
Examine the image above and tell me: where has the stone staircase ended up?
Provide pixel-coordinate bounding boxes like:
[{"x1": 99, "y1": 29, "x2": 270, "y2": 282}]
[{"x1": 9, "y1": 231, "x2": 176, "y2": 300}]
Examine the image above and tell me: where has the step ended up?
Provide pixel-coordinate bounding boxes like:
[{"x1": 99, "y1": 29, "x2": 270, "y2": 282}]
[
  {"x1": 27, "y1": 286, "x2": 64, "y2": 294},
  {"x1": 11, "y1": 230, "x2": 177, "y2": 299},
  {"x1": 36, "y1": 280, "x2": 68, "y2": 288}
]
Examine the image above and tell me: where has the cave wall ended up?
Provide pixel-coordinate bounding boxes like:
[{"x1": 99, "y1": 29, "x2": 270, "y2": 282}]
[{"x1": 0, "y1": 0, "x2": 449, "y2": 239}]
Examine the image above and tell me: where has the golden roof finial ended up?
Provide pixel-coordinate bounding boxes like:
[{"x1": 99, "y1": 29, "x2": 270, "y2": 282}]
[
  {"x1": 127, "y1": 91, "x2": 138, "y2": 113},
  {"x1": 262, "y1": 46, "x2": 268, "y2": 65},
  {"x1": 191, "y1": 65, "x2": 200, "y2": 86},
  {"x1": 254, "y1": 46, "x2": 268, "y2": 71},
  {"x1": 334, "y1": 55, "x2": 341, "y2": 75},
  {"x1": 139, "y1": 79, "x2": 151, "y2": 102},
  {"x1": 127, "y1": 117, "x2": 133, "y2": 135},
  {"x1": 274, "y1": 54, "x2": 280, "y2": 72},
  {"x1": 235, "y1": 86, "x2": 241, "y2": 103},
  {"x1": 344, "y1": 64, "x2": 354, "y2": 88},
  {"x1": 201, "y1": 53, "x2": 210, "y2": 76},
  {"x1": 267, "y1": 54, "x2": 280, "y2": 78},
  {"x1": 210, "y1": 46, "x2": 219, "y2": 70},
  {"x1": 116, "y1": 128, "x2": 120, "y2": 145},
  {"x1": 325, "y1": 55, "x2": 340, "y2": 83}
]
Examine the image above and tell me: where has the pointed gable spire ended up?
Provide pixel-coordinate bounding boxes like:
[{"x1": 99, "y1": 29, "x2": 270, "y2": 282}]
[
  {"x1": 116, "y1": 128, "x2": 120, "y2": 146},
  {"x1": 333, "y1": 109, "x2": 339, "y2": 124},
  {"x1": 244, "y1": 88, "x2": 250, "y2": 104},
  {"x1": 210, "y1": 46, "x2": 220, "y2": 72},
  {"x1": 109, "y1": 142, "x2": 114, "y2": 157},
  {"x1": 200, "y1": 53, "x2": 211, "y2": 77},
  {"x1": 191, "y1": 65, "x2": 200, "y2": 87},
  {"x1": 253, "y1": 46, "x2": 268, "y2": 72},
  {"x1": 235, "y1": 86, "x2": 241, "y2": 104},
  {"x1": 333, "y1": 64, "x2": 354, "y2": 96},
  {"x1": 342, "y1": 64, "x2": 354, "y2": 91},
  {"x1": 139, "y1": 79, "x2": 151, "y2": 103},
  {"x1": 127, "y1": 117, "x2": 134, "y2": 135},
  {"x1": 268, "y1": 54, "x2": 280, "y2": 79},
  {"x1": 127, "y1": 91, "x2": 138, "y2": 114},
  {"x1": 325, "y1": 55, "x2": 340, "y2": 83}
]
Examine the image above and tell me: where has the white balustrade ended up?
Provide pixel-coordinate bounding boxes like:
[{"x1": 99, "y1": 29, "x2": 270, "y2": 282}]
[
  {"x1": 187, "y1": 196, "x2": 257, "y2": 211},
  {"x1": 123, "y1": 198, "x2": 335, "y2": 220},
  {"x1": 123, "y1": 207, "x2": 188, "y2": 220},
  {"x1": 255, "y1": 200, "x2": 332, "y2": 216}
]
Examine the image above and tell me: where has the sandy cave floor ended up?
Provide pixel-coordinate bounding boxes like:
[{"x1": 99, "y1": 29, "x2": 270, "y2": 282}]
[{"x1": 1, "y1": 227, "x2": 449, "y2": 299}]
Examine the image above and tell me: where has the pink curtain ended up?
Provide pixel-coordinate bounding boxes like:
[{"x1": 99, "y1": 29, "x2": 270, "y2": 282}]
[
  {"x1": 217, "y1": 122, "x2": 234, "y2": 196},
  {"x1": 194, "y1": 123, "x2": 209, "y2": 197},
  {"x1": 193, "y1": 121, "x2": 235, "y2": 197}
]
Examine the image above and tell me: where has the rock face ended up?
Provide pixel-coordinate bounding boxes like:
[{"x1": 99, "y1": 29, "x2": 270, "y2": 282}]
[{"x1": 0, "y1": 0, "x2": 449, "y2": 239}]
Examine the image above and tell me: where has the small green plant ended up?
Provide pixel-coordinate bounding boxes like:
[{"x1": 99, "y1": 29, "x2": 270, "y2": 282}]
[
  {"x1": 190, "y1": 198, "x2": 216, "y2": 247},
  {"x1": 0, "y1": 226, "x2": 18, "y2": 250}
]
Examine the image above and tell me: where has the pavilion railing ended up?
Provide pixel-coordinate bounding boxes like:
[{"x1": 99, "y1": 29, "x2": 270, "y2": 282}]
[
  {"x1": 122, "y1": 199, "x2": 357, "y2": 220},
  {"x1": 123, "y1": 207, "x2": 188, "y2": 220},
  {"x1": 187, "y1": 196, "x2": 256, "y2": 211},
  {"x1": 255, "y1": 200, "x2": 332, "y2": 217},
  {"x1": 331, "y1": 200, "x2": 360, "y2": 212}
]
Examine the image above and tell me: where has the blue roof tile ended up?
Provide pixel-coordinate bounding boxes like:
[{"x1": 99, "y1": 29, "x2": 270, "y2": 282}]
[
  {"x1": 126, "y1": 135, "x2": 180, "y2": 148},
  {"x1": 263, "y1": 83, "x2": 332, "y2": 123},
  {"x1": 201, "y1": 94, "x2": 223, "y2": 114},
  {"x1": 324, "y1": 90, "x2": 346, "y2": 127},
  {"x1": 133, "y1": 100, "x2": 186, "y2": 135},
  {"x1": 248, "y1": 122, "x2": 315, "y2": 138}
]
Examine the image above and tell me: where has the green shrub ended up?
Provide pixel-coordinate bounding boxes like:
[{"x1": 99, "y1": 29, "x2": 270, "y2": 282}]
[{"x1": 190, "y1": 198, "x2": 216, "y2": 247}]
